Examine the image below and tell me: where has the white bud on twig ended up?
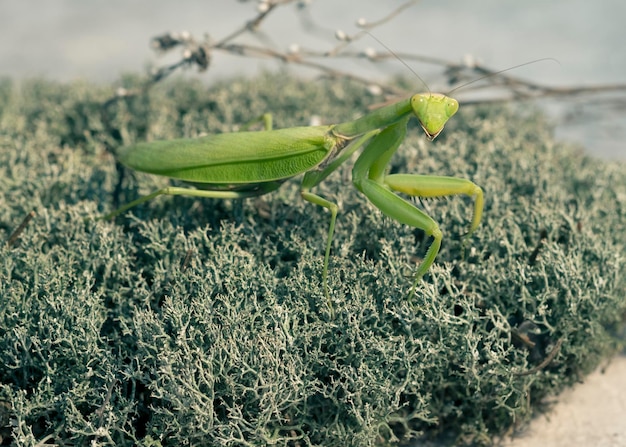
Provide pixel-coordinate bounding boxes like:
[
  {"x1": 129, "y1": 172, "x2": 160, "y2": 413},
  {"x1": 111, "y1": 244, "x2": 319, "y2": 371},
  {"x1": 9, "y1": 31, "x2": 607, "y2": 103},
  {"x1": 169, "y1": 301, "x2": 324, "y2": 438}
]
[
  {"x1": 257, "y1": 0, "x2": 270, "y2": 13},
  {"x1": 362, "y1": 47, "x2": 377, "y2": 60},
  {"x1": 462, "y1": 53, "x2": 478, "y2": 68},
  {"x1": 309, "y1": 115, "x2": 322, "y2": 126},
  {"x1": 366, "y1": 84, "x2": 383, "y2": 96},
  {"x1": 335, "y1": 30, "x2": 348, "y2": 41},
  {"x1": 356, "y1": 17, "x2": 367, "y2": 27}
]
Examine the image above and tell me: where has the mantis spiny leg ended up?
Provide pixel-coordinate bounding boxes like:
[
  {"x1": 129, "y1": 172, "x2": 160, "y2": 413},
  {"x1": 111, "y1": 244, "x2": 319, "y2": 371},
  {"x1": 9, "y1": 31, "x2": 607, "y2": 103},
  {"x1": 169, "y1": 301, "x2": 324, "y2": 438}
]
[{"x1": 352, "y1": 121, "x2": 483, "y2": 299}]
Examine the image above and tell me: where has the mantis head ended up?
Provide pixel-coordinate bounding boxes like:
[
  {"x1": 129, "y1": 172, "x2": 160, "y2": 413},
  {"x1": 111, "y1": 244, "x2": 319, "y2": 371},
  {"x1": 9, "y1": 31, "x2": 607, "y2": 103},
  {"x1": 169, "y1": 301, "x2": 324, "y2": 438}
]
[{"x1": 411, "y1": 93, "x2": 459, "y2": 141}]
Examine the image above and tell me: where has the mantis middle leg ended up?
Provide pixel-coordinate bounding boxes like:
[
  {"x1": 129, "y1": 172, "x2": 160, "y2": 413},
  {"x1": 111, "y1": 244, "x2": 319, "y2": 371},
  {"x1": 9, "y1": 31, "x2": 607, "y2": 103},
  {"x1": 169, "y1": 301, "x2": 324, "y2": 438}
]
[{"x1": 300, "y1": 130, "x2": 382, "y2": 312}]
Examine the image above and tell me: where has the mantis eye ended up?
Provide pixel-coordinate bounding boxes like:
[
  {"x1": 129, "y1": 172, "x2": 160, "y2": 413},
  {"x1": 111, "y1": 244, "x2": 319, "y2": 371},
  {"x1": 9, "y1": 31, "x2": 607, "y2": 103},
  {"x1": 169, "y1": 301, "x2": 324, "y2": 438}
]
[
  {"x1": 445, "y1": 99, "x2": 460, "y2": 118},
  {"x1": 411, "y1": 95, "x2": 428, "y2": 115}
]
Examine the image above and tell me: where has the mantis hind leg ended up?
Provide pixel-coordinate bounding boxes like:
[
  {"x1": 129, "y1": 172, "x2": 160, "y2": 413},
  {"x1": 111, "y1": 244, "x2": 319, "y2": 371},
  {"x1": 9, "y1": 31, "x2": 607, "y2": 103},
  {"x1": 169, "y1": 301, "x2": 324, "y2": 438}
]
[{"x1": 99, "y1": 182, "x2": 284, "y2": 221}]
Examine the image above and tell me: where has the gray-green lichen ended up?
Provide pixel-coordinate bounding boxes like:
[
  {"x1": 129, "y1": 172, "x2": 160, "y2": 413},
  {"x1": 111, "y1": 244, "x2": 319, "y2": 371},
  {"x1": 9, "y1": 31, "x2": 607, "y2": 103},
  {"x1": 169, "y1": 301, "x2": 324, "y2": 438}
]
[{"x1": 0, "y1": 73, "x2": 624, "y2": 446}]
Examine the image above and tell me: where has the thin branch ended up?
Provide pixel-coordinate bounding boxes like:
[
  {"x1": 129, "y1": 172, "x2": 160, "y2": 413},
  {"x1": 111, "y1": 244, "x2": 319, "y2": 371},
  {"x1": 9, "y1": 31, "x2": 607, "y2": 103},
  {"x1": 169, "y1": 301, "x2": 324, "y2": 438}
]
[
  {"x1": 513, "y1": 338, "x2": 564, "y2": 377},
  {"x1": 213, "y1": 1, "x2": 282, "y2": 47},
  {"x1": 106, "y1": 0, "x2": 626, "y2": 112},
  {"x1": 325, "y1": 0, "x2": 420, "y2": 57},
  {"x1": 6, "y1": 210, "x2": 36, "y2": 248}
]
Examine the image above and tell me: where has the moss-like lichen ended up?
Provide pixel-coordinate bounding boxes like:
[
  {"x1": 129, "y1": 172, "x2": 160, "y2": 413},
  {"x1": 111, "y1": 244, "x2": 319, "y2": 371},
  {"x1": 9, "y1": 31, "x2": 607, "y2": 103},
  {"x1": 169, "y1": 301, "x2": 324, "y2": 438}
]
[{"x1": 0, "y1": 73, "x2": 624, "y2": 446}]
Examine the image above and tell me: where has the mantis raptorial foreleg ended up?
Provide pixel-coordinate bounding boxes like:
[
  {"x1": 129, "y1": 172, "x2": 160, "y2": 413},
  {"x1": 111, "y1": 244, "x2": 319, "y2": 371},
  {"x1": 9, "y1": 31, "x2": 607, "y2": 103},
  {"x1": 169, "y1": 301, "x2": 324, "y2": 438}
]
[
  {"x1": 351, "y1": 119, "x2": 483, "y2": 299},
  {"x1": 384, "y1": 174, "x2": 484, "y2": 244}
]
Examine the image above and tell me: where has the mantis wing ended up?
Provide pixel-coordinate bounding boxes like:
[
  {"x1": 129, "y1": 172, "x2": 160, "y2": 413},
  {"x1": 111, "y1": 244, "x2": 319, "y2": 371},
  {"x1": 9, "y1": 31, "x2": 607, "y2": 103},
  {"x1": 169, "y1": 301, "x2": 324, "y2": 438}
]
[{"x1": 118, "y1": 125, "x2": 335, "y2": 184}]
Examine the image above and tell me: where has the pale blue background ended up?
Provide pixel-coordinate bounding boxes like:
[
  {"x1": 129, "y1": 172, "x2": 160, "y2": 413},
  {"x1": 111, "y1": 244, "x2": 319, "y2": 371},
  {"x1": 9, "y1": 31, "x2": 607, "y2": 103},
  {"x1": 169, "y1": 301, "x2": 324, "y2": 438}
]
[{"x1": 1, "y1": 0, "x2": 625, "y2": 159}]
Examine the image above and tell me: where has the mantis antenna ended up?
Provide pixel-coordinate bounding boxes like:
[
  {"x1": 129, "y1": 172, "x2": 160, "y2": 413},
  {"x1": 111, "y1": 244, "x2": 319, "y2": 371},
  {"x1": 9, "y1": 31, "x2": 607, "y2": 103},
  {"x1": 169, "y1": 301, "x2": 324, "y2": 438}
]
[
  {"x1": 364, "y1": 31, "x2": 558, "y2": 97},
  {"x1": 447, "y1": 58, "x2": 560, "y2": 95},
  {"x1": 364, "y1": 31, "x2": 431, "y2": 94}
]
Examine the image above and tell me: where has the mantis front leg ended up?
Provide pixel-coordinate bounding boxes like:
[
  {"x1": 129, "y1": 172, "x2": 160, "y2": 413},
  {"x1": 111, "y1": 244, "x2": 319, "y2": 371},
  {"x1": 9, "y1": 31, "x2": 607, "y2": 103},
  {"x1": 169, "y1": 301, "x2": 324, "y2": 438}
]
[{"x1": 352, "y1": 121, "x2": 484, "y2": 299}]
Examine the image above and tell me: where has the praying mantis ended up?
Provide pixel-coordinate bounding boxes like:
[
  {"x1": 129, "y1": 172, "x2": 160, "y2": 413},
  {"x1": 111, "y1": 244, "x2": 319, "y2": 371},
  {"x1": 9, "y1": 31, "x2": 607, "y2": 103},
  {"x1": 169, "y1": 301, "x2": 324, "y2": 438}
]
[{"x1": 101, "y1": 90, "x2": 483, "y2": 310}]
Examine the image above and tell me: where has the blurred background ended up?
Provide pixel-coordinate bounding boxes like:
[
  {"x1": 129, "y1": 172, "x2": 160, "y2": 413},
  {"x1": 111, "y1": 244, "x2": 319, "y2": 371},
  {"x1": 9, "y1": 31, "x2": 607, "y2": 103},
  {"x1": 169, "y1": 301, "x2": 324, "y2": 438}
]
[{"x1": 1, "y1": 0, "x2": 625, "y2": 159}]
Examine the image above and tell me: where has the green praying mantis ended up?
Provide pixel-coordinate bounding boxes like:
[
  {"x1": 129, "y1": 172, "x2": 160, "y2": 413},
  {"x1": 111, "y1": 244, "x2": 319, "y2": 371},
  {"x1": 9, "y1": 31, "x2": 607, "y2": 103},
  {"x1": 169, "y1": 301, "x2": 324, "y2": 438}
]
[{"x1": 101, "y1": 88, "x2": 484, "y2": 309}]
